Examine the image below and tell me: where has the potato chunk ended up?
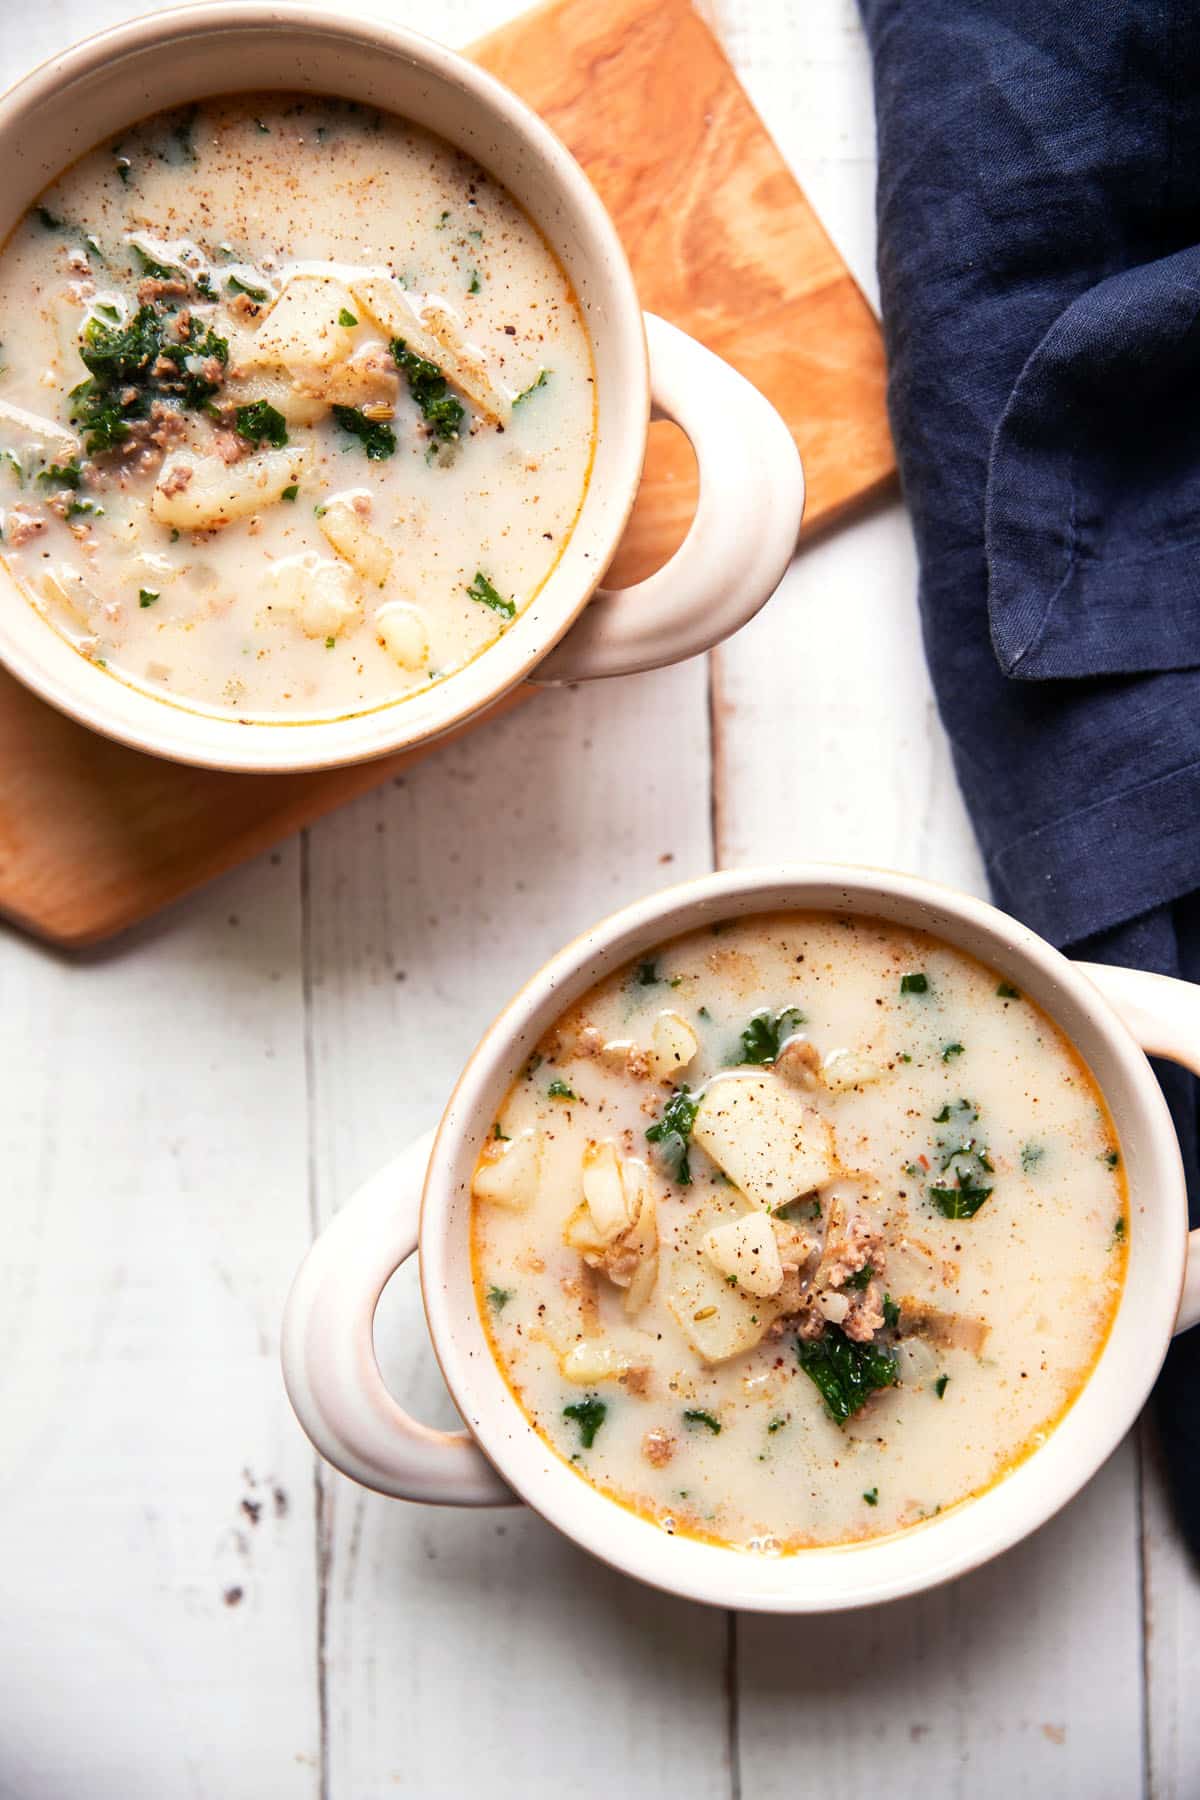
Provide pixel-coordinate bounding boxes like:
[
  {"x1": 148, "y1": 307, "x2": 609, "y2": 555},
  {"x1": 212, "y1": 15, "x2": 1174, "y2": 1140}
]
[
  {"x1": 374, "y1": 602, "x2": 428, "y2": 671},
  {"x1": 471, "y1": 1128, "x2": 542, "y2": 1210},
  {"x1": 703, "y1": 1211, "x2": 785, "y2": 1298},
  {"x1": 581, "y1": 1139, "x2": 632, "y2": 1243},
  {"x1": 266, "y1": 556, "x2": 361, "y2": 640},
  {"x1": 648, "y1": 1010, "x2": 699, "y2": 1081},
  {"x1": 250, "y1": 274, "x2": 357, "y2": 371},
  {"x1": 666, "y1": 1195, "x2": 802, "y2": 1364},
  {"x1": 151, "y1": 447, "x2": 306, "y2": 530},
  {"x1": 319, "y1": 496, "x2": 393, "y2": 586},
  {"x1": 351, "y1": 275, "x2": 507, "y2": 422},
  {"x1": 559, "y1": 1339, "x2": 628, "y2": 1385},
  {"x1": 692, "y1": 1072, "x2": 835, "y2": 1210}
]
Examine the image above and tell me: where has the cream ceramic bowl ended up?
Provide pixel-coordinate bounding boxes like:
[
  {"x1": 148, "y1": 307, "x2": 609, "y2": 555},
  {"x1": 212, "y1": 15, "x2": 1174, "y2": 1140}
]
[
  {"x1": 283, "y1": 864, "x2": 1200, "y2": 1613},
  {"x1": 0, "y1": 4, "x2": 804, "y2": 773}
]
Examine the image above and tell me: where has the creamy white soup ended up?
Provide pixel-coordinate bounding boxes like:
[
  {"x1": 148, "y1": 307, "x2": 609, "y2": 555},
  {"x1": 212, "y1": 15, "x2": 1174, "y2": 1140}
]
[
  {"x1": 471, "y1": 913, "x2": 1128, "y2": 1551},
  {"x1": 0, "y1": 96, "x2": 595, "y2": 719}
]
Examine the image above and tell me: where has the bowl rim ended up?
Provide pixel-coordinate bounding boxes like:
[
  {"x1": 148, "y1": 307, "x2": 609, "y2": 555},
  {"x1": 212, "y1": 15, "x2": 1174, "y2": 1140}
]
[
  {"x1": 418, "y1": 863, "x2": 1186, "y2": 1611},
  {"x1": 0, "y1": 0, "x2": 649, "y2": 772}
]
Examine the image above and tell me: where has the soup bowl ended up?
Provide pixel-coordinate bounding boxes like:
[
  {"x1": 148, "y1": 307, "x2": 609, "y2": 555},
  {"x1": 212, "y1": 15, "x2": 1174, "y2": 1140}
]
[
  {"x1": 282, "y1": 864, "x2": 1200, "y2": 1612},
  {"x1": 0, "y1": 4, "x2": 803, "y2": 773}
]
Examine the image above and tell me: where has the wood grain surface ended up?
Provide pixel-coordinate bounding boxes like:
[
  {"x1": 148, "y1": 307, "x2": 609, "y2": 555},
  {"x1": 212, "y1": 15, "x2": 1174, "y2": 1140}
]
[{"x1": 0, "y1": 0, "x2": 892, "y2": 947}]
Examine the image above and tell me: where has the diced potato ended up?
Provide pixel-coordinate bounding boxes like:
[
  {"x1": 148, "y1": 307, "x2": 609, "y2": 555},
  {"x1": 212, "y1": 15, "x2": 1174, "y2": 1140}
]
[
  {"x1": 692, "y1": 1072, "x2": 835, "y2": 1210},
  {"x1": 151, "y1": 447, "x2": 307, "y2": 530},
  {"x1": 823, "y1": 1049, "x2": 887, "y2": 1092},
  {"x1": 351, "y1": 275, "x2": 507, "y2": 423},
  {"x1": 266, "y1": 556, "x2": 361, "y2": 640},
  {"x1": 666, "y1": 1195, "x2": 802, "y2": 1364},
  {"x1": 0, "y1": 397, "x2": 80, "y2": 460},
  {"x1": 319, "y1": 497, "x2": 393, "y2": 586},
  {"x1": 39, "y1": 565, "x2": 95, "y2": 630},
  {"x1": 50, "y1": 290, "x2": 89, "y2": 390},
  {"x1": 471, "y1": 1128, "x2": 542, "y2": 1210},
  {"x1": 564, "y1": 1202, "x2": 608, "y2": 1256},
  {"x1": 291, "y1": 349, "x2": 399, "y2": 410},
  {"x1": 560, "y1": 1339, "x2": 628, "y2": 1385},
  {"x1": 648, "y1": 1010, "x2": 699, "y2": 1081},
  {"x1": 703, "y1": 1211, "x2": 785, "y2": 1298},
  {"x1": 221, "y1": 364, "x2": 327, "y2": 428},
  {"x1": 582, "y1": 1139, "x2": 631, "y2": 1243},
  {"x1": 374, "y1": 602, "x2": 428, "y2": 671},
  {"x1": 249, "y1": 274, "x2": 358, "y2": 371}
]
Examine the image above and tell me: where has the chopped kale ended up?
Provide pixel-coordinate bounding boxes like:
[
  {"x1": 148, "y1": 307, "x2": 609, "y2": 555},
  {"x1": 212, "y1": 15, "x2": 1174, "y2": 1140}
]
[
  {"x1": 467, "y1": 270, "x2": 482, "y2": 295},
  {"x1": 797, "y1": 1325, "x2": 898, "y2": 1425},
  {"x1": 133, "y1": 245, "x2": 178, "y2": 281},
  {"x1": 1113, "y1": 1215, "x2": 1127, "y2": 1243},
  {"x1": 466, "y1": 570, "x2": 515, "y2": 619},
  {"x1": 235, "y1": 400, "x2": 289, "y2": 449},
  {"x1": 928, "y1": 1170, "x2": 993, "y2": 1219},
  {"x1": 732, "y1": 1006, "x2": 806, "y2": 1066},
  {"x1": 138, "y1": 589, "x2": 159, "y2": 608},
  {"x1": 225, "y1": 272, "x2": 270, "y2": 304},
  {"x1": 844, "y1": 1263, "x2": 874, "y2": 1291},
  {"x1": 645, "y1": 1086, "x2": 700, "y2": 1185},
  {"x1": 71, "y1": 305, "x2": 163, "y2": 452},
  {"x1": 35, "y1": 206, "x2": 68, "y2": 232},
  {"x1": 635, "y1": 959, "x2": 661, "y2": 986},
  {"x1": 332, "y1": 404, "x2": 394, "y2": 460},
  {"x1": 563, "y1": 1396, "x2": 606, "y2": 1449},
  {"x1": 337, "y1": 307, "x2": 358, "y2": 328},
  {"x1": 513, "y1": 369, "x2": 550, "y2": 406},
  {"x1": 900, "y1": 972, "x2": 929, "y2": 994},
  {"x1": 996, "y1": 982, "x2": 1021, "y2": 999},
  {"x1": 486, "y1": 1284, "x2": 513, "y2": 1312},
  {"x1": 683, "y1": 1409, "x2": 721, "y2": 1434},
  {"x1": 170, "y1": 107, "x2": 198, "y2": 162},
  {"x1": 37, "y1": 461, "x2": 81, "y2": 490},
  {"x1": 66, "y1": 497, "x2": 102, "y2": 518},
  {"x1": 863, "y1": 1488, "x2": 879, "y2": 1506},
  {"x1": 390, "y1": 338, "x2": 466, "y2": 441},
  {"x1": 114, "y1": 149, "x2": 132, "y2": 185},
  {"x1": 156, "y1": 317, "x2": 229, "y2": 407},
  {"x1": 324, "y1": 636, "x2": 336, "y2": 651},
  {"x1": 1104, "y1": 1148, "x2": 1120, "y2": 1168},
  {"x1": 492, "y1": 1121, "x2": 509, "y2": 1140},
  {"x1": 882, "y1": 1294, "x2": 901, "y2": 1329},
  {"x1": 942, "y1": 1041, "x2": 965, "y2": 1062},
  {"x1": 281, "y1": 483, "x2": 299, "y2": 502},
  {"x1": 547, "y1": 1078, "x2": 576, "y2": 1101},
  {"x1": 934, "y1": 1375, "x2": 950, "y2": 1398}
]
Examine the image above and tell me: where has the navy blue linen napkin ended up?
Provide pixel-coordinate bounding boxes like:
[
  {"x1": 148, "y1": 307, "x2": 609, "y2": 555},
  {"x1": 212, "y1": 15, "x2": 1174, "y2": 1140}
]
[{"x1": 858, "y1": 0, "x2": 1200, "y2": 1549}]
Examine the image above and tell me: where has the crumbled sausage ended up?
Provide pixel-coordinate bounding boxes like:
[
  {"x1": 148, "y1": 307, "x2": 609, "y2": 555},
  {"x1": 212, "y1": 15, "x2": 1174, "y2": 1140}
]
[
  {"x1": 621, "y1": 1365, "x2": 652, "y2": 1398},
  {"x1": 4, "y1": 505, "x2": 47, "y2": 546},
  {"x1": 137, "y1": 276, "x2": 190, "y2": 306},
  {"x1": 774, "y1": 1037, "x2": 822, "y2": 1090},
  {"x1": 642, "y1": 1428, "x2": 675, "y2": 1467},
  {"x1": 213, "y1": 428, "x2": 251, "y2": 466},
  {"x1": 159, "y1": 463, "x2": 193, "y2": 498}
]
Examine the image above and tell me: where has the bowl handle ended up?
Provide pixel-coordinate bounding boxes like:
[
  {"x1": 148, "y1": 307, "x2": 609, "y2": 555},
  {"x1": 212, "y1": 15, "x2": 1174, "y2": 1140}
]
[
  {"x1": 530, "y1": 312, "x2": 805, "y2": 683},
  {"x1": 281, "y1": 1129, "x2": 514, "y2": 1505},
  {"x1": 1076, "y1": 962, "x2": 1200, "y2": 1333}
]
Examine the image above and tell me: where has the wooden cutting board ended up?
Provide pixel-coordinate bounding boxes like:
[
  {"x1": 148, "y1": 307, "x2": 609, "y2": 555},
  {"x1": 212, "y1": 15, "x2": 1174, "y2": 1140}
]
[{"x1": 0, "y1": 0, "x2": 894, "y2": 947}]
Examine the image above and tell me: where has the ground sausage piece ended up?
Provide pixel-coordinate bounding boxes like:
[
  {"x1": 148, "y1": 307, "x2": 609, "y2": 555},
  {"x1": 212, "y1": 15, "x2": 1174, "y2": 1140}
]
[
  {"x1": 137, "y1": 276, "x2": 190, "y2": 306},
  {"x1": 4, "y1": 506, "x2": 47, "y2": 546},
  {"x1": 842, "y1": 1277, "x2": 886, "y2": 1343},
  {"x1": 817, "y1": 1213, "x2": 882, "y2": 1292},
  {"x1": 213, "y1": 428, "x2": 251, "y2": 466},
  {"x1": 159, "y1": 463, "x2": 193, "y2": 498},
  {"x1": 774, "y1": 1038, "x2": 822, "y2": 1090},
  {"x1": 642, "y1": 1428, "x2": 675, "y2": 1468},
  {"x1": 621, "y1": 1365, "x2": 652, "y2": 1398},
  {"x1": 148, "y1": 401, "x2": 186, "y2": 448}
]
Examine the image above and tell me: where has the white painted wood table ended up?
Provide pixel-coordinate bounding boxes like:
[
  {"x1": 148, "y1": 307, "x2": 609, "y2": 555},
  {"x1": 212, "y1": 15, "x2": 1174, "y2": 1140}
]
[{"x1": 2, "y1": 2, "x2": 1197, "y2": 1795}]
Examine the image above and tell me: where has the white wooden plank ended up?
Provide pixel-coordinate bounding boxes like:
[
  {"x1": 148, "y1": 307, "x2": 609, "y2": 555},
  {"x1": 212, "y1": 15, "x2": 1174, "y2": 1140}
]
[
  {"x1": 0, "y1": 847, "x2": 320, "y2": 1799},
  {"x1": 735, "y1": 1440, "x2": 1144, "y2": 1800},
  {"x1": 1142, "y1": 1420, "x2": 1200, "y2": 1799},
  {"x1": 303, "y1": 664, "x2": 731, "y2": 1800}
]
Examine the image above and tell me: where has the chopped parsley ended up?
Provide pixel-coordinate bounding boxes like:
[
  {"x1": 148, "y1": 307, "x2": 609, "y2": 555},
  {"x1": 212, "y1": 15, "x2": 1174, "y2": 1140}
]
[
  {"x1": 332, "y1": 404, "x2": 395, "y2": 460},
  {"x1": 996, "y1": 982, "x2": 1021, "y2": 999},
  {"x1": 138, "y1": 589, "x2": 159, "y2": 608},
  {"x1": 337, "y1": 307, "x2": 358, "y2": 327},
  {"x1": 934, "y1": 1375, "x2": 950, "y2": 1398},
  {"x1": 513, "y1": 369, "x2": 550, "y2": 406},
  {"x1": 796, "y1": 1325, "x2": 898, "y2": 1425},
  {"x1": 645, "y1": 1086, "x2": 700, "y2": 1185},
  {"x1": 863, "y1": 1488, "x2": 879, "y2": 1506},
  {"x1": 900, "y1": 972, "x2": 929, "y2": 994},
  {"x1": 942, "y1": 1041, "x2": 965, "y2": 1062},
  {"x1": 281, "y1": 483, "x2": 299, "y2": 502},
  {"x1": 563, "y1": 1396, "x2": 606, "y2": 1449},
  {"x1": 37, "y1": 460, "x2": 81, "y2": 490},
  {"x1": 235, "y1": 400, "x2": 288, "y2": 449},
  {"x1": 547, "y1": 1078, "x2": 576, "y2": 1101},
  {"x1": 492, "y1": 1122, "x2": 510, "y2": 1141},
  {"x1": 486, "y1": 1284, "x2": 513, "y2": 1312},
  {"x1": 466, "y1": 570, "x2": 515, "y2": 619},
  {"x1": 468, "y1": 270, "x2": 482, "y2": 295},
  {"x1": 732, "y1": 1006, "x2": 806, "y2": 1066},
  {"x1": 683, "y1": 1409, "x2": 721, "y2": 1434},
  {"x1": 324, "y1": 636, "x2": 336, "y2": 651},
  {"x1": 390, "y1": 338, "x2": 465, "y2": 441}
]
